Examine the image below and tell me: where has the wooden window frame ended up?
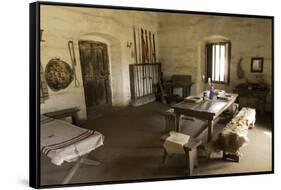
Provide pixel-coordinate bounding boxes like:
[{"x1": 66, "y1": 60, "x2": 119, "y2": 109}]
[{"x1": 205, "y1": 42, "x2": 231, "y2": 84}]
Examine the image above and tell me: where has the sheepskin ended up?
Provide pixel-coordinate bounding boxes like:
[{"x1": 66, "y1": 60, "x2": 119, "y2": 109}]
[{"x1": 206, "y1": 107, "x2": 255, "y2": 156}]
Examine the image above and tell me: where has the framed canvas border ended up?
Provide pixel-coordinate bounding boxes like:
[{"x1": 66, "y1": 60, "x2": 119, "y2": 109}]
[{"x1": 29, "y1": 1, "x2": 275, "y2": 188}]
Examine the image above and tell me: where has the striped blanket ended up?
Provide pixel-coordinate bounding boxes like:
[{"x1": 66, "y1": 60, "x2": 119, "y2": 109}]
[{"x1": 41, "y1": 116, "x2": 104, "y2": 166}]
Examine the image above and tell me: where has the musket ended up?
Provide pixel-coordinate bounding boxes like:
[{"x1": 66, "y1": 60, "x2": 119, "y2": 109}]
[
  {"x1": 137, "y1": 27, "x2": 142, "y2": 96},
  {"x1": 149, "y1": 31, "x2": 153, "y2": 63},
  {"x1": 138, "y1": 28, "x2": 141, "y2": 64},
  {"x1": 141, "y1": 28, "x2": 147, "y2": 95},
  {"x1": 153, "y1": 33, "x2": 156, "y2": 63},
  {"x1": 133, "y1": 26, "x2": 138, "y2": 64},
  {"x1": 148, "y1": 31, "x2": 153, "y2": 93},
  {"x1": 141, "y1": 28, "x2": 145, "y2": 64},
  {"x1": 145, "y1": 30, "x2": 149, "y2": 63}
]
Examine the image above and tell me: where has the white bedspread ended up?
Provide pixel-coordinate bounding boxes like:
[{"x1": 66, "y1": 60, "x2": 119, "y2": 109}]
[{"x1": 40, "y1": 116, "x2": 104, "y2": 166}]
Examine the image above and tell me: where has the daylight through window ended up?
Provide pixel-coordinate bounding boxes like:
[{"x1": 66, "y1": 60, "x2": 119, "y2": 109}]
[{"x1": 206, "y1": 42, "x2": 230, "y2": 83}]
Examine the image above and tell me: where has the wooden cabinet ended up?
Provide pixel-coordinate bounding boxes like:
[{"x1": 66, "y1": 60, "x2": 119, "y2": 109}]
[{"x1": 234, "y1": 83, "x2": 269, "y2": 114}]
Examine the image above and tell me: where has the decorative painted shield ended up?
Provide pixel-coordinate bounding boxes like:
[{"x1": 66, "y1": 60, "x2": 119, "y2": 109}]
[{"x1": 45, "y1": 58, "x2": 73, "y2": 91}]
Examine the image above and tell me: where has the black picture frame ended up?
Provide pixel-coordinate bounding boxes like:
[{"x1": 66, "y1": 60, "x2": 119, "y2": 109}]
[
  {"x1": 29, "y1": 1, "x2": 274, "y2": 189},
  {"x1": 251, "y1": 57, "x2": 264, "y2": 72}
]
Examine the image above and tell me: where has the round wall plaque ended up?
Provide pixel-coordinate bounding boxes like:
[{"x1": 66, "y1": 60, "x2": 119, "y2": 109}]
[{"x1": 45, "y1": 58, "x2": 73, "y2": 91}]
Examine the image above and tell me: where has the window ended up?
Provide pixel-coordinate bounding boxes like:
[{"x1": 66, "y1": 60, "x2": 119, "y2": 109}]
[{"x1": 206, "y1": 42, "x2": 231, "y2": 83}]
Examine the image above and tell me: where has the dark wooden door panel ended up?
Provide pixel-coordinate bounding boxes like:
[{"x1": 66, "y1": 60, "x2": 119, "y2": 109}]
[
  {"x1": 86, "y1": 80, "x2": 107, "y2": 106},
  {"x1": 79, "y1": 40, "x2": 111, "y2": 108}
]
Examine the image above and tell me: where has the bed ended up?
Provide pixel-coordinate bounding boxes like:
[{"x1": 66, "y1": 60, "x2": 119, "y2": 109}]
[{"x1": 40, "y1": 116, "x2": 104, "y2": 184}]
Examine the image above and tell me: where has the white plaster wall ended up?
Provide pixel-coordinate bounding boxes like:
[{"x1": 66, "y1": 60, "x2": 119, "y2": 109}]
[
  {"x1": 40, "y1": 5, "x2": 158, "y2": 119},
  {"x1": 157, "y1": 13, "x2": 272, "y2": 111},
  {"x1": 39, "y1": 6, "x2": 272, "y2": 117}
]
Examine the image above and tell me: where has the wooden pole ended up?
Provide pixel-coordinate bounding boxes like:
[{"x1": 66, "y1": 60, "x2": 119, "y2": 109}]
[
  {"x1": 133, "y1": 26, "x2": 138, "y2": 64},
  {"x1": 145, "y1": 30, "x2": 149, "y2": 63},
  {"x1": 153, "y1": 33, "x2": 156, "y2": 63}
]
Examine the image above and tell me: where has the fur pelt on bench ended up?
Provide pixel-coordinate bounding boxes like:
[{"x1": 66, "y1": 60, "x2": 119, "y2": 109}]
[{"x1": 206, "y1": 107, "x2": 256, "y2": 157}]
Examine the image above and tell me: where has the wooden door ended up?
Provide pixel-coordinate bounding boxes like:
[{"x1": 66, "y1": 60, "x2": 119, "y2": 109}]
[{"x1": 79, "y1": 40, "x2": 111, "y2": 108}]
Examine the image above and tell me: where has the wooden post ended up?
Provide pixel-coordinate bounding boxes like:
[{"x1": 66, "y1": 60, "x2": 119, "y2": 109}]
[
  {"x1": 133, "y1": 26, "x2": 138, "y2": 64},
  {"x1": 162, "y1": 149, "x2": 167, "y2": 164},
  {"x1": 129, "y1": 65, "x2": 136, "y2": 101},
  {"x1": 207, "y1": 120, "x2": 214, "y2": 142},
  {"x1": 184, "y1": 149, "x2": 192, "y2": 176},
  {"x1": 175, "y1": 113, "x2": 181, "y2": 132}
]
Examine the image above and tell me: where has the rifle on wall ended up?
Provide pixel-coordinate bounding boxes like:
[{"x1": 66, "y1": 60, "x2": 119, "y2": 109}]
[
  {"x1": 152, "y1": 33, "x2": 156, "y2": 63},
  {"x1": 133, "y1": 26, "x2": 138, "y2": 64},
  {"x1": 145, "y1": 30, "x2": 149, "y2": 63},
  {"x1": 141, "y1": 28, "x2": 146, "y2": 64},
  {"x1": 149, "y1": 31, "x2": 153, "y2": 63},
  {"x1": 140, "y1": 28, "x2": 147, "y2": 94},
  {"x1": 138, "y1": 28, "x2": 141, "y2": 64}
]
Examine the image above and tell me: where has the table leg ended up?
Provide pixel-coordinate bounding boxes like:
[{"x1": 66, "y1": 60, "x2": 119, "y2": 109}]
[
  {"x1": 162, "y1": 149, "x2": 167, "y2": 164},
  {"x1": 62, "y1": 156, "x2": 84, "y2": 184},
  {"x1": 61, "y1": 154, "x2": 100, "y2": 184},
  {"x1": 185, "y1": 151, "x2": 192, "y2": 176},
  {"x1": 72, "y1": 115, "x2": 78, "y2": 125},
  {"x1": 183, "y1": 148, "x2": 195, "y2": 176},
  {"x1": 81, "y1": 158, "x2": 101, "y2": 166},
  {"x1": 207, "y1": 120, "x2": 214, "y2": 142},
  {"x1": 183, "y1": 87, "x2": 188, "y2": 98},
  {"x1": 175, "y1": 113, "x2": 181, "y2": 132},
  {"x1": 182, "y1": 87, "x2": 185, "y2": 98},
  {"x1": 262, "y1": 96, "x2": 266, "y2": 114}
]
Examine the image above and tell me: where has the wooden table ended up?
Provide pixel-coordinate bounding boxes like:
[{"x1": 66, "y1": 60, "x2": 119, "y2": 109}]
[
  {"x1": 44, "y1": 107, "x2": 80, "y2": 125},
  {"x1": 172, "y1": 93, "x2": 238, "y2": 142}
]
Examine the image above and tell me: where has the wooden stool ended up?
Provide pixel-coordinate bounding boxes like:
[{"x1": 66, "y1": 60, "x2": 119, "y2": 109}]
[{"x1": 161, "y1": 133, "x2": 202, "y2": 176}]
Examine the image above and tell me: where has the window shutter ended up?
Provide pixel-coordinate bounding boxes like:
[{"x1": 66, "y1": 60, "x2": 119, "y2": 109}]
[
  {"x1": 206, "y1": 44, "x2": 213, "y2": 82},
  {"x1": 205, "y1": 42, "x2": 231, "y2": 84}
]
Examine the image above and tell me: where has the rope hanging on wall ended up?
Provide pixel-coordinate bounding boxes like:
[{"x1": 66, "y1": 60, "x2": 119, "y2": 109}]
[{"x1": 68, "y1": 41, "x2": 80, "y2": 87}]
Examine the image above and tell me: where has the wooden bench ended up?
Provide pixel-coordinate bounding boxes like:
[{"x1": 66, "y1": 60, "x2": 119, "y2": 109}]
[
  {"x1": 44, "y1": 107, "x2": 80, "y2": 125},
  {"x1": 207, "y1": 107, "x2": 256, "y2": 162},
  {"x1": 161, "y1": 132, "x2": 202, "y2": 175},
  {"x1": 163, "y1": 108, "x2": 195, "y2": 132}
]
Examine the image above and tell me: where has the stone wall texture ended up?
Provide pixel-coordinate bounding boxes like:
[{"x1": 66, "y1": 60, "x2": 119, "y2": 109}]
[
  {"x1": 40, "y1": 5, "x2": 158, "y2": 119},
  {"x1": 40, "y1": 6, "x2": 273, "y2": 119},
  {"x1": 157, "y1": 13, "x2": 272, "y2": 111}
]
